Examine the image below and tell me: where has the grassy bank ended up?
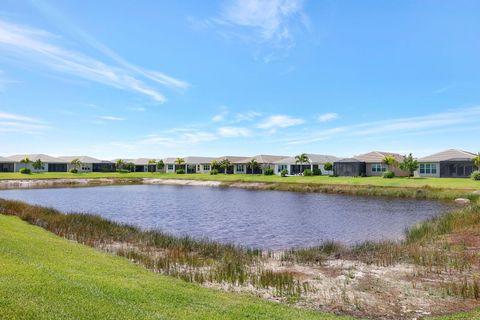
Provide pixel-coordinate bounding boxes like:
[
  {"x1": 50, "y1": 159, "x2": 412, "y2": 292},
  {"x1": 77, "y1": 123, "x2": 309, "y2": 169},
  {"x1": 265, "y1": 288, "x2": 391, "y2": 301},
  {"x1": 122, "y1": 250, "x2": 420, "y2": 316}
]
[
  {"x1": 1, "y1": 171, "x2": 480, "y2": 190},
  {"x1": 0, "y1": 214, "x2": 348, "y2": 320}
]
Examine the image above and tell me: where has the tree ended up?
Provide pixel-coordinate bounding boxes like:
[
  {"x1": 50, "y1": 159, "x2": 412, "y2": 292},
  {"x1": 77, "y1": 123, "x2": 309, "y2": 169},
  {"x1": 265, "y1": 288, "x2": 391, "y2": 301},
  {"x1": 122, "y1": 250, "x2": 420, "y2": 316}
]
[
  {"x1": 32, "y1": 159, "x2": 45, "y2": 171},
  {"x1": 219, "y1": 159, "x2": 231, "y2": 174},
  {"x1": 70, "y1": 158, "x2": 82, "y2": 171},
  {"x1": 115, "y1": 159, "x2": 125, "y2": 170},
  {"x1": 211, "y1": 160, "x2": 219, "y2": 170},
  {"x1": 247, "y1": 159, "x2": 259, "y2": 175},
  {"x1": 399, "y1": 153, "x2": 419, "y2": 177},
  {"x1": 148, "y1": 159, "x2": 157, "y2": 173},
  {"x1": 125, "y1": 162, "x2": 135, "y2": 172},
  {"x1": 156, "y1": 160, "x2": 165, "y2": 172},
  {"x1": 20, "y1": 157, "x2": 31, "y2": 169},
  {"x1": 323, "y1": 162, "x2": 333, "y2": 171},
  {"x1": 382, "y1": 155, "x2": 398, "y2": 170},
  {"x1": 295, "y1": 153, "x2": 309, "y2": 166},
  {"x1": 473, "y1": 153, "x2": 480, "y2": 170},
  {"x1": 175, "y1": 158, "x2": 185, "y2": 171}
]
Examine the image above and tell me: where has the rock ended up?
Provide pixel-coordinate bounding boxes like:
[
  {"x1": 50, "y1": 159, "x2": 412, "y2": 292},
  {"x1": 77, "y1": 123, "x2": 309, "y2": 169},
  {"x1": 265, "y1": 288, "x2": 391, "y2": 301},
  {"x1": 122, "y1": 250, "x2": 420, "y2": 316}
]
[
  {"x1": 454, "y1": 198, "x2": 471, "y2": 205},
  {"x1": 472, "y1": 190, "x2": 480, "y2": 195}
]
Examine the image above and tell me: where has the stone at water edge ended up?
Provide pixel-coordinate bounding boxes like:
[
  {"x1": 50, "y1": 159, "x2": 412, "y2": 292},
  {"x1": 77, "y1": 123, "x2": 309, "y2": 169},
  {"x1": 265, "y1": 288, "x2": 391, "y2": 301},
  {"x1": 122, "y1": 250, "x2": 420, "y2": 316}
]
[
  {"x1": 454, "y1": 198, "x2": 471, "y2": 205},
  {"x1": 472, "y1": 190, "x2": 480, "y2": 195}
]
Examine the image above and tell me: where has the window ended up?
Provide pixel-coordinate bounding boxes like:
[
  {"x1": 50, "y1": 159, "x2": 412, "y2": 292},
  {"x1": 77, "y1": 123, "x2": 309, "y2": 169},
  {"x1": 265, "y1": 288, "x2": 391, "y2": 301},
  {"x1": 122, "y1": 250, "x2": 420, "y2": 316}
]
[
  {"x1": 371, "y1": 164, "x2": 386, "y2": 173},
  {"x1": 203, "y1": 164, "x2": 211, "y2": 171},
  {"x1": 277, "y1": 164, "x2": 288, "y2": 173},
  {"x1": 167, "y1": 164, "x2": 174, "y2": 170},
  {"x1": 236, "y1": 165, "x2": 245, "y2": 173},
  {"x1": 419, "y1": 163, "x2": 437, "y2": 174}
]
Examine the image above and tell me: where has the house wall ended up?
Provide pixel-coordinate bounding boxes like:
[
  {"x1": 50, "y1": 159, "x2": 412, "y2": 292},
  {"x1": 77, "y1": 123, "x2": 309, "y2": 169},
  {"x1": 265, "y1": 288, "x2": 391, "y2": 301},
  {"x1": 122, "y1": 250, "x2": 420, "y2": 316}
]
[
  {"x1": 0, "y1": 163, "x2": 14, "y2": 172},
  {"x1": 414, "y1": 162, "x2": 440, "y2": 178},
  {"x1": 14, "y1": 162, "x2": 48, "y2": 173},
  {"x1": 66, "y1": 163, "x2": 93, "y2": 172},
  {"x1": 365, "y1": 163, "x2": 409, "y2": 177}
]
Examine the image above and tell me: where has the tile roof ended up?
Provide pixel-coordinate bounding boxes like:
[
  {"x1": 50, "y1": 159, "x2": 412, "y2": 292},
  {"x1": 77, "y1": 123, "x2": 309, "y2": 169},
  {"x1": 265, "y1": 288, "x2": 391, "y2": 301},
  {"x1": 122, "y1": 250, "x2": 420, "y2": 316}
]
[
  {"x1": 354, "y1": 151, "x2": 404, "y2": 163},
  {"x1": 418, "y1": 149, "x2": 476, "y2": 162},
  {"x1": 273, "y1": 154, "x2": 339, "y2": 164},
  {"x1": 57, "y1": 156, "x2": 110, "y2": 163},
  {"x1": 6, "y1": 154, "x2": 65, "y2": 163},
  {"x1": 243, "y1": 155, "x2": 289, "y2": 164}
]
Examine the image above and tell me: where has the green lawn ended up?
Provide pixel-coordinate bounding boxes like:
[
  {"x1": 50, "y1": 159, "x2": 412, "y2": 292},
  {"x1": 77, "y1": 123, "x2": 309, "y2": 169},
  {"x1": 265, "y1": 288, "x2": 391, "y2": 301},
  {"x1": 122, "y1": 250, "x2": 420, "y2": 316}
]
[
  {"x1": 0, "y1": 214, "x2": 348, "y2": 320},
  {"x1": 1, "y1": 172, "x2": 479, "y2": 190}
]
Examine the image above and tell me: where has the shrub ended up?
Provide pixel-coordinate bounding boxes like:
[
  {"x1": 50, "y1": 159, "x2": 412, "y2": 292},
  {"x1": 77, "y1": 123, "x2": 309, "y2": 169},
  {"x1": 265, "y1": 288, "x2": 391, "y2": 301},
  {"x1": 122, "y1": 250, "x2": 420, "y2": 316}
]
[
  {"x1": 176, "y1": 169, "x2": 185, "y2": 174},
  {"x1": 116, "y1": 169, "x2": 130, "y2": 173},
  {"x1": 312, "y1": 168, "x2": 322, "y2": 176},
  {"x1": 70, "y1": 168, "x2": 78, "y2": 173},
  {"x1": 263, "y1": 168, "x2": 274, "y2": 175},
  {"x1": 323, "y1": 162, "x2": 333, "y2": 171},
  {"x1": 280, "y1": 169, "x2": 288, "y2": 177},
  {"x1": 472, "y1": 171, "x2": 480, "y2": 181},
  {"x1": 303, "y1": 169, "x2": 313, "y2": 176},
  {"x1": 210, "y1": 169, "x2": 218, "y2": 175},
  {"x1": 383, "y1": 170, "x2": 395, "y2": 179},
  {"x1": 19, "y1": 167, "x2": 31, "y2": 174}
]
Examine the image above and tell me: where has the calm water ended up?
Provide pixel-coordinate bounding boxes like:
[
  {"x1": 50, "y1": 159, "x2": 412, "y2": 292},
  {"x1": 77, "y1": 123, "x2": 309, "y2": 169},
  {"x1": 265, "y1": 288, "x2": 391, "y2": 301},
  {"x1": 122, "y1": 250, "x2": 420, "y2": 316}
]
[{"x1": 0, "y1": 185, "x2": 448, "y2": 250}]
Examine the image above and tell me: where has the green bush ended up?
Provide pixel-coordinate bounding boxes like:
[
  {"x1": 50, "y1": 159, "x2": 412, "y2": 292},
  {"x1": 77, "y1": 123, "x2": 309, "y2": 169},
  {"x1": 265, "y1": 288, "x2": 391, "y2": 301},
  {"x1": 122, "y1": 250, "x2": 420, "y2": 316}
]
[
  {"x1": 312, "y1": 168, "x2": 322, "y2": 176},
  {"x1": 263, "y1": 168, "x2": 274, "y2": 175},
  {"x1": 471, "y1": 171, "x2": 480, "y2": 181},
  {"x1": 19, "y1": 167, "x2": 31, "y2": 174},
  {"x1": 116, "y1": 169, "x2": 130, "y2": 173},
  {"x1": 210, "y1": 169, "x2": 218, "y2": 175},
  {"x1": 303, "y1": 169, "x2": 313, "y2": 176},
  {"x1": 280, "y1": 169, "x2": 288, "y2": 177},
  {"x1": 383, "y1": 170, "x2": 395, "y2": 179},
  {"x1": 176, "y1": 169, "x2": 185, "y2": 174},
  {"x1": 323, "y1": 162, "x2": 333, "y2": 171},
  {"x1": 70, "y1": 168, "x2": 78, "y2": 173}
]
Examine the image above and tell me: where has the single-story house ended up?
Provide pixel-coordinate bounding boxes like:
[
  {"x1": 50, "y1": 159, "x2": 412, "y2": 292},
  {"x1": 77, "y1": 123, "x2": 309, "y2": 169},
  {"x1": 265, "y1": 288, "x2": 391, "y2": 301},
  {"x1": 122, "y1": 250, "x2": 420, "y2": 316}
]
[
  {"x1": 333, "y1": 158, "x2": 367, "y2": 177},
  {"x1": 238, "y1": 155, "x2": 289, "y2": 174},
  {"x1": 415, "y1": 149, "x2": 477, "y2": 178},
  {"x1": 216, "y1": 156, "x2": 251, "y2": 174},
  {"x1": 355, "y1": 151, "x2": 409, "y2": 177},
  {"x1": 183, "y1": 157, "x2": 217, "y2": 173},
  {"x1": 131, "y1": 158, "x2": 158, "y2": 172},
  {"x1": 7, "y1": 154, "x2": 68, "y2": 172},
  {"x1": 58, "y1": 156, "x2": 115, "y2": 172},
  {"x1": 0, "y1": 156, "x2": 14, "y2": 172},
  {"x1": 163, "y1": 157, "x2": 186, "y2": 173},
  {"x1": 273, "y1": 154, "x2": 339, "y2": 175}
]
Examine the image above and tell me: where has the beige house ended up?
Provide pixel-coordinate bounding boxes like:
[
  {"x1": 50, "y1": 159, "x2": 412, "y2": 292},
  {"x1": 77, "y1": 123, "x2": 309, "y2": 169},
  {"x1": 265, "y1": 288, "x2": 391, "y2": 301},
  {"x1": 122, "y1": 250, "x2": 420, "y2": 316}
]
[
  {"x1": 238, "y1": 155, "x2": 289, "y2": 174},
  {"x1": 415, "y1": 149, "x2": 477, "y2": 178},
  {"x1": 58, "y1": 156, "x2": 115, "y2": 172},
  {"x1": 7, "y1": 154, "x2": 68, "y2": 172},
  {"x1": 355, "y1": 151, "x2": 409, "y2": 177},
  {"x1": 216, "y1": 156, "x2": 251, "y2": 174}
]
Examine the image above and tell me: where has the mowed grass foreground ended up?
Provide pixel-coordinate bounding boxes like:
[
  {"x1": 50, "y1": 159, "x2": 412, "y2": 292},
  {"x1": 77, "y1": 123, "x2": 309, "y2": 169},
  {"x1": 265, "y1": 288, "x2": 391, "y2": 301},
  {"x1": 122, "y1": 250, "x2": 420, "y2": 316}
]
[
  {"x1": 1, "y1": 172, "x2": 480, "y2": 190},
  {"x1": 0, "y1": 214, "x2": 347, "y2": 320}
]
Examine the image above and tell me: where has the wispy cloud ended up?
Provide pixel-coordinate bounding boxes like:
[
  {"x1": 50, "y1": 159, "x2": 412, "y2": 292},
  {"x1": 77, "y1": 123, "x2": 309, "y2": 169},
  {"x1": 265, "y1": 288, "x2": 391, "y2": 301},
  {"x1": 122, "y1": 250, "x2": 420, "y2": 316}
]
[
  {"x1": 257, "y1": 114, "x2": 304, "y2": 129},
  {"x1": 286, "y1": 106, "x2": 480, "y2": 145},
  {"x1": 0, "y1": 19, "x2": 187, "y2": 102},
  {"x1": 218, "y1": 126, "x2": 252, "y2": 137},
  {"x1": 0, "y1": 110, "x2": 49, "y2": 134},
  {"x1": 143, "y1": 131, "x2": 217, "y2": 146},
  {"x1": 317, "y1": 112, "x2": 338, "y2": 122},
  {"x1": 216, "y1": 0, "x2": 308, "y2": 47},
  {"x1": 96, "y1": 115, "x2": 125, "y2": 121}
]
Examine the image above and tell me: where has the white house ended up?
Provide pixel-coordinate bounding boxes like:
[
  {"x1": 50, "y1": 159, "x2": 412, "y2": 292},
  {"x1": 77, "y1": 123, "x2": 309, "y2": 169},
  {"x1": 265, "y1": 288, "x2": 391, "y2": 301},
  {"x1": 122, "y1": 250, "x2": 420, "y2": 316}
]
[
  {"x1": 0, "y1": 156, "x2": 14, "y2": 172},
  {"x1": 415, "y1": 149, "x2": 477, "y2": 178},
  {"x1": 273, "y1": 154, "x2": 339, "y2": 175},
  {"x1": 7, "y1": 154, "x2": 68, "y2": 172},
  {"x1": 58, "y1": 156, "x2": 115, "y2": 172}
]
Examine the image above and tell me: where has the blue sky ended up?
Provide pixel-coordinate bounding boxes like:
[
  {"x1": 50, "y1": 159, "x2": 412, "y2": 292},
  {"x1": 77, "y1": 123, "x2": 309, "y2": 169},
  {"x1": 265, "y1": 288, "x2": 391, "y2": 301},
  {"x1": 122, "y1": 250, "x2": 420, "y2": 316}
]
[{"x1": 1, "y1": 0, "x2": 480, "y2": 159}]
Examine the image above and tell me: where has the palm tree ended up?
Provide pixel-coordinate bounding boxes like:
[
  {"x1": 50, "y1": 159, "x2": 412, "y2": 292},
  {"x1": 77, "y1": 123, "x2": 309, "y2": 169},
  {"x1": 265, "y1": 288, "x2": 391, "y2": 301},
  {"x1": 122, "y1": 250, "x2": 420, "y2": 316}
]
[
  {"x1": 219, "y1": 159, "x2": 231, "y2": 174},
  {"x1": 156, "y1": 160, "x2": 165, "y2": 172},
  {"x1": 20, "y1": 157, "x2": 31, "y2": 170},
  {"x1": 473, "y1": 153, "x2": 480, "y2": 170},
  {"x1": 247, "y1": 159, "x2": 259, "y2": 175},
  {"x1": 148, "y1": 159, "x2": 157, "y2": 173},
  {"x1": 295, "y1": 153, "x2": 309, "y2": 174},
  {"x1": 382, "y1": 155, "x2": 398, "y2": 170},
  {"x1": 211, "y1": 160, "x2": 219, "y2": 170},
  {"x1": 115, "y1": 159, "x2": 125, "y2": 170},
  {"x1": 175, "y1": 157, "x2": 185, "y2": 171},
  {"x1": 70, "y1": 158, "x2": 82, "y2": 171}
]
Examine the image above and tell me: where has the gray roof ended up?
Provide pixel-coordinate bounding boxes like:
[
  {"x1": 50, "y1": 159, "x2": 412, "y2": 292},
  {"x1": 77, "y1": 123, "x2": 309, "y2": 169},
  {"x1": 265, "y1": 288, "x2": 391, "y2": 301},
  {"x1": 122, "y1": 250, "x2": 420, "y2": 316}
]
[
  {"x1": 163, "y1": 157, "x2": 182, "y2": 164},
  {"x1": 57, "y1": 156, "x2": 111, "y2": 163},
  {"x1": 242, "y1": 155, "x2": 289, "y2": 164},
  {"x1": 0, "y1": 156, "x2": 13, "y2": 162},
  {"x1": 7, "y1": 154, "x2": 65, "y2": 163},
  {"x1": 184, "y1": 156, "x2": 217, "y2": 164},
  {"x1": 130, "y1": 158, "x2": 160, "y2": 165},
  {"x1": 273, "y1": 154, "x2": 339, "y2": 165},
  {"x1": 215, "y1": 156, "x2": 251, "y2": 163},
  {"x1": 335, "y1": 158, "x2": 364, "y2": 163},
  {"x1": 418, "y1": 149, "x2": 476, "y2": 162},
  {"x1": 355, "y1": 151, "x2": 404, "y2": 163}
]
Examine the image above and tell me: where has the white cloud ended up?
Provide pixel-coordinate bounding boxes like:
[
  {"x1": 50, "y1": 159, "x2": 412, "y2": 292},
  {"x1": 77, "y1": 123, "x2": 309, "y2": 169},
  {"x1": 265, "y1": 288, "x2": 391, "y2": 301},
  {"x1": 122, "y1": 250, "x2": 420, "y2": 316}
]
[
  {"x1": 218, "y1": 126, "x2": 252, "y2": 137},
  {"x1": 212, "y1": 114, "x2": 225, "y2": 122},
  {"x1": 234, "y1": 111, "x2": 262, "y2": 122},
  {"x1": 218, "y1": 0, "x2": 307, "y2": 46},
  {"x1": 0, "y1": 111, "x2": 49, "y2": 134},
  {"x1": 96, "y1": 115, "x2": 125, "y2": 121},
  {"x1": 286, "y1": 106, "x2": 480, "y2": 145},
  {"x1": 257, "y1": 114, "x2": 304, "y2": 129},
  {"x1": 0, "y1": 19, "x2": 187, "y2": 103},
  {"x1": 317, "y1": 112, "x2": 338, "y2": 122},
  {"x1": 143, "y1": 131, "x2": 217, "y2": 146}
]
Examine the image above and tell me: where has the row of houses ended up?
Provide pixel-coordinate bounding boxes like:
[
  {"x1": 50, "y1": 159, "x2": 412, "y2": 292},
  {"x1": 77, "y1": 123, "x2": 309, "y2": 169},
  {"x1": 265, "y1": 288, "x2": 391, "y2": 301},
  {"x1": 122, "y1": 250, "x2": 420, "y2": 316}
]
[{"x1": 0, "y1": 149, "x2": 478, "y2": 178}]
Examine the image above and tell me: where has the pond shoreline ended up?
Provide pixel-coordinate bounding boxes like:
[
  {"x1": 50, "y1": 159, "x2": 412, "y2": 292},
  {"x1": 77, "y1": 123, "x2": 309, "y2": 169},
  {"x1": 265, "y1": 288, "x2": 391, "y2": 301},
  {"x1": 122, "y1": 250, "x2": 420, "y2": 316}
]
[{"x1": 0, "y1": 177, "x2": 477, "y2": 202}]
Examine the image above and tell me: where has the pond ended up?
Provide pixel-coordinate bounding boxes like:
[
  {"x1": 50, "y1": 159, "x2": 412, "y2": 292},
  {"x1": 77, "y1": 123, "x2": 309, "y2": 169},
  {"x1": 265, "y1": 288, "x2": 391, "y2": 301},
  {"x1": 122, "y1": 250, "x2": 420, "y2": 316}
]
[{"x1": 0, "y1": 185, "x2": 449, "y2": 250}]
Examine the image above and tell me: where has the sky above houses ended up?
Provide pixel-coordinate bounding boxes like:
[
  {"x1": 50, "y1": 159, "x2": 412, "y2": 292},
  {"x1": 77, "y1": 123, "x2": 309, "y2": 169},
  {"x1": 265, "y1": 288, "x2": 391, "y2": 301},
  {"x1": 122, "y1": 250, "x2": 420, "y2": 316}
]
[{"x1": 0, "y1": 0, "x2": 479, "y2": 159}]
